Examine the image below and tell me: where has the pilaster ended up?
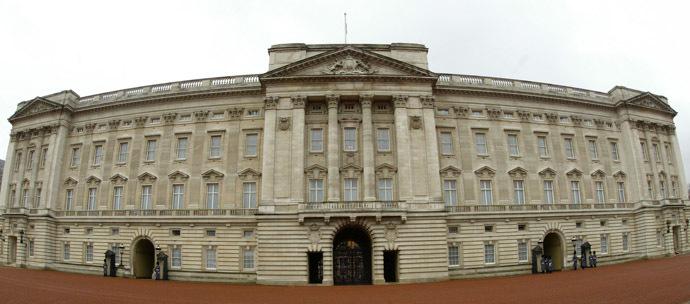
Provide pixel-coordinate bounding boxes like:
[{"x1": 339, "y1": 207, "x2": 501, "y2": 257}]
[
  {"x1": 360, "y1": 94, "x2": 376, "y2": 201},
  {"x1": 260, "y1": 96, "x2": 279, "y2": 206},
  {"x1": 291, "y1": 95, "x2": 306, "y2": 203},
  {"x1": 393, "y1": 95, "x2": 413, "y2": 201},
  {"x1": 421, "y1": 95, "x2": 442, "y2": 202},
  {"x1": 327, "y1": 94, "x2": 340, "y2": 201}
]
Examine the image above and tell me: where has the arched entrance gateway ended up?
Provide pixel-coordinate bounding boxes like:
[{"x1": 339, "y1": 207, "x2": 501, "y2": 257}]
[
  {"x1": 543, "y1": 232, "x2": 564, "y2": 271},
  {"x1": 133, "y1": 239, "x2": 155, "y2": 279},
  {"x1": 333, "y1": 226, "x2": 372, "y2": 285}
]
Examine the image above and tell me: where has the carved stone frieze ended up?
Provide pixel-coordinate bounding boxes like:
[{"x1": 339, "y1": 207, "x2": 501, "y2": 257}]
[
  {"x1": 163, "y1": 113, "x2": 177, "y2": 124},
  {"x1": 228, "y1": 108, "x2": 244, "y2": 120},
  {"x1": 545, "y1": 113, "x2": 558, "y2": 124},
  {"x1": 359, "y1": 94, "x2": 374, "y2": 108},
  {"x1": 487, "y1": 107, "x2": 501, "y2": 120},
  {"x1": 453, "y1": 106, "x2": 469, "y2": 118},
  {"x1": 570, "y1": 115, "x2": 583, "y2": 126},
  {"x1": 278, "y1": 117, "x2": 291, "y2": 131},
  {"x1": 291, "y1": 95, "x2": 306, "y2": 109},
  {"x1": 322, "y1": 55, "x2": 377, "y2": 75},
  {"x1": 420, "y1": 95, "x2": 435, "y2": 108},
  {"x1": 193, "y1": 111, "x2": 208, "y2": 121},
  {"x1": 264, "y1": 96, "x2": 280, "y2": 110},
  {"x1": 84, "y1": 123, "x2": 97, "y2": 133},
  {"x1": 134, "y1": 116, "x2": 148, "y2": 128},
  {"x1": 326, "y1": 94, "x2": 340, "y2": 109},
  {"x1": 593, "y1": 119, "x2": 605, "y2": 128},
  {"x1": 307, "y1": 223, "x2": 321, "y2": 247},
  {"x1": 517, "y1": 110, "x2": 531, "y2": 121},
  {"x1": 409, "y1": 116, "x2": 423, "y2": 129},
  {"x1": 393, "y1": 95, "x2": 408, "y2": 108},
  {"x1": 109, "y1": 120, "x2": 121, "y2": 130}
]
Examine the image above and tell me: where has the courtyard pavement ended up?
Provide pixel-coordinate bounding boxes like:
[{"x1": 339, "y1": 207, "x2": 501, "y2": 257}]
[{"x1": 1, "y1": 255, "x2": 690, "y2": 303}]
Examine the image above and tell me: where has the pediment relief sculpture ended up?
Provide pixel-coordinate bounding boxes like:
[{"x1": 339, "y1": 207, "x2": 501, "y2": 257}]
[
  {"x1": 539, "y1": 168, "x2": 557, "y2": 179},
  {"x1": 238, "y1": 168, "x2": 261, "y2": 181},
  {"x1": 474, "y1": 166, "x2": 496, "y2": 178},
  {"x1": 85, "y1": 175, "x2": 102, "y2": 185},
  {"x1": 110, "y1": 174, "x2": 128, "y2": 184},
  {"x1": 305, "y1": 164, "x2": 328, "y2": 179},
  {"x1": 508, "y1": 167, "x2": 528, "y2": 179},
  {"x1": 168, "y1": 170, "x2": 190, "y2": 182},
  {"x1": 375, "y1": 164, "x2": 397, "y2": 178},
  {"x1": 613, "y1": 170, "x2": 626, "y2": 180},
  {"x1": 137, "y1": 172, "x2": 158, "y2": 183},
  {"x1": 340, "y1": 164, "x2": 363, "y2": 178},
  {"x1": 566, "y1": 168, "x2": 583, "y2": 179},
  {"x1": 202, "y1": 169, "x2": 225, "y2": 181},
  {"x1": 590, "y1": 169, "x2": 606, "y2": 180},
  {"x1": 64, "y1": 177, "x2": 78, "y2": 186},
  {"x1": 322, "y1": 55, "x2": 377, "y2": 75},
  {"x1": 440, "y1": 166, "x2": 462, "y2": 178}
]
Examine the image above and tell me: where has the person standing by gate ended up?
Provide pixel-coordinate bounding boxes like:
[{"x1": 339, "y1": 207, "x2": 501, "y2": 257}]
[
  {"x1": 540, "y1": 256, "x2": 546, "y2": 273},
  {"x1": 155, "y1": 262, "x2": 161, "y2": 280},
  {"x1": 103, "y1": 259, "x2": 108, "y2": 277},
  {"x1": 547, "y1": 256, "x2": 553, "y2": 273},
  {"x1": 591, "y1": 251, "x2": 597, "y2": 267}
]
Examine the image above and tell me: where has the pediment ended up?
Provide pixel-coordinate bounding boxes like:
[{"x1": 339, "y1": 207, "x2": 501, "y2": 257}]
[
  {"x1": 375, "y1": 163, "x2": 398, "y2": 178},
  {"x1": 261, "y1": 46, "x2": 436, "y2": 82},
  {"x1": 440, "y1": 166, "x2": 462, "y2": 178},
  {"x1": 620, "y1": 92, "x2": 676, "y2": 115},
  {"x1": 109, "y1": 174, "x2": 128, "y2": 184},
  {"x1": 85, "y1": 175, "x2": 102, "y2": 185},
  {"x1": 539, "y1": 168, "x2": 557, "y2": 179},
  {"x1": 9, "y1": 97, "x2": 64, "y2": 122},
  {"x1": 137, "y1": 172, "x2": 158, "y2": 182},
  {"x1": 64, "y1": 177, "x2": 78, "y2": 186},
  {"x1": 167, "y1": 170, "x2": 190, "y2": 181},
  {"x1": 613, "y1": 170, "x2": 626, "y2": 180},
  {"x1": 566, "y1": 168, "x2": 583, "y2": 179},
  {"x1": 238, "y1": 168, "x2": 261, "y2": 180},
  {"x1": 340, "y1": 164, "x2": 363, "y2": 178},
  {"x1": 507, "y1": 167, "x2": 528, "y2": 179},
  {"x1": 474, "y1": 166, "x2": 496, "y2": 178},
  {"x1": 590, "y1": 169, "x2": 606, "y2": 180},
  {"x1": 202, "y1": 169, "x2": 225, "y2": 180}
]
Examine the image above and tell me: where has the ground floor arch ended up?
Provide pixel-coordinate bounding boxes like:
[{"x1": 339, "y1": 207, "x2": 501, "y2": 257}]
[
  {"x1": 133, "y1": 239, "x2": 155, "y2": 279},
  {"x1": 333, "y1": 226, "x2": 372, "y2": 285},
  {"x1": 544, "y1": 232, "x2": 564, "y2": 271}
]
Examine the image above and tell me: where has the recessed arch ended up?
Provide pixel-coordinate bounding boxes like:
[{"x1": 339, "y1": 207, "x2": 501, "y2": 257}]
[
  {"x1": 332, "y1": 224, "x2": 373, "y2": 285},
  {"x1": 132, "y1": 238, "x2": 155, "y2": 279}
]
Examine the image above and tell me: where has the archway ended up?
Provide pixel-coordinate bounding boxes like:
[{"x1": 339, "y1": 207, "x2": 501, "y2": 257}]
[
  {"x1": 543, "y1": 232, "x2": 564, "y2": 271},
  {"x1": 133, "y1": 239, "x2": 155, "y2": 279},
  {"x1": 333, "y1": 226, "x2": 372, "y2": 285}
]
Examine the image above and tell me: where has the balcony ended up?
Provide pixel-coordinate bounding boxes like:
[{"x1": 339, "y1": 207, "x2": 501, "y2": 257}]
[
  {"x1": 49, "y1": 208, "x2": 258, "y2": 217},
  {"x1": 297, "y1": 200, "x2": 407, "y2": 224},
  {"x1": 444, "y1": 203, "x2": 638, "y2": 213}
]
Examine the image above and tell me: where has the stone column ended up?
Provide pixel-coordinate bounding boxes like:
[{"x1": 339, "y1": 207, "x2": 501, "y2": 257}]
[
  {"x1": 44, "y1": 123, "x2": 69, "y2": 210},
  {"x1": 421, "y1": 95, "x2": 443, "y2": 203},
  {"x1": 360, "y1": 95, "x2": 376, "y2": 201},
  {"x1": 291, "y1": 96, "x2": 306, "y2": 203},
  {"x1": 619, "y1": 120, "x2": 647, "y2": 202},
  {"x1": 260, "y1": 96, "x2": 279, "y2": 207},
  {"x1": 0, "y1": 135, "x2": 18, "y2": 209},
  {"x1": 27, "y1": 128, "x2": 46, "y2": 208},
  {"x1": 327, "y1": 94, "x2": 340, "y2": 202},
  {"x1": 393, "y1": 95, "x2": 413, "y2": 201},
  {"x1": 668, "y1": 126, "x2": 688, "y2": 200}
]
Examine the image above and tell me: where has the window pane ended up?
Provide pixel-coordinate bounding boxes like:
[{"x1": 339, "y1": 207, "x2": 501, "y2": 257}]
[
  {"x1": 344, "y1": 129, "x2": 357, "y2": 151},
  {"x1": 448, "y1": 246, "x2": 459, "y2": 266},
  {"x1": 173, "y1": 185, "x2": 184, "y2": 209},
  {"x1": 88, "y1": 188, "x2": 97, "y2": 210},
  {"x1": 596, "y1": 182, "x2": 604, "y2": 203},
  {"x1": 172, "y1": 248, "x2": 182, "y2": 267},
  {"x1": 610, "y1": 142, "x2": 619, "y2": 161},
  {"x1": 311, "y1": 129, "x2": 323, "y2": 152},
  {"x1": 113, "y1": 187, "x2": 123, "y2": 210},
  {"x1": 206, "y1": 249, "x2": 216, "y2": 269},
  {"x1": 379, "y1": 179, "x2": 393, "y2": 201},
  {"x1": 344, "y1": 179, "x2": 358, "y2": 201},
  {"x1": 246, "y1": 134, "x2": 258, "y2": 156},
  {"x1": 210, "y1": 136, "x2": 222, "y2": 158},
  {"x1": 177, "y1": 138, "x2": 188, "y2": 159},
  {"x1": 481, "y1": 181, "x2": 492, "y2": 205},
  {"x1": 514, "y1": 180, "x2": 525, "y2": 205},
  {"x1": 589, "y1": 140, "x2": 597, "y2": 159},
  {"x1": 508, "y1": 135, "x2": 519, "y2": 156},
  {"x1": 565, "y1": 138, "x2": 574, "y2": 158},
  {"x1": 444, "y1": 180, "x2": 457, "y2": 206},
  {"x1": 207, "y1": 184, "x2": 219, "y2": 209},
  {"x1": 544, "y1": 181, "x2": 554, "y2": 204},
  {"x1": 243, "y1": 183, "x2": 257, "y2": 208},
  {"x1": 518, "y1": 242, "x2": 528, "y2": 262},
  {"x1": 118, "y1": 142, "x2": 128, "y2": 163},
  {"x1": 484, "y1": 244, "x2": 495, "y2": 264},
  {"x1": 377, "y1": 129, "x2": 390, "y2": 151},
  {"x1": 141, "y1": 186, "x2": 152, "y2": 209},
  {"x1": 571, "y1": 182, "x2": 580, "y2": 204},
  {"x1": 476, "y1": 134, "x2": 487, "y2": 155},
  {"x1": 441, "y1": 132, "x2": 453, "y2": 154},
  {"x1": 538, "y1": 137, "x2": 548, "y2": 157},
  {"x1": 243, "y1": 249, "x2": 254, "y2": 269},
  {"x1": 146, "y1": 140, "x2": 157, "y2": 161}
]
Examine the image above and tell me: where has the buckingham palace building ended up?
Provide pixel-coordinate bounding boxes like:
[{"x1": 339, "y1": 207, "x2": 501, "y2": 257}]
[{"x1": 0, "y1": 43, "x2": 688, "y2": 285}]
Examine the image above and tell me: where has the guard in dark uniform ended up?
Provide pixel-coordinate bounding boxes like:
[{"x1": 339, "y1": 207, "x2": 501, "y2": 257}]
[
  {"x1": 547, "y1": 256, "x2": 553, "y2": 273},
  {"x1": 103, "y1": 259, "x2": 108, "y2": 277},
  {"x1": 591, "y1": 251, "x2": 597, "y2": 267},
  {"x1": 155, "y1": 262, "x2": 161, "y2": 280},
  {"x1": 572, "y1": 251, "x2": 578, "y2": 270},
  {"x1": 540, "y1": 256, "x2": 546, "y2": 273}
]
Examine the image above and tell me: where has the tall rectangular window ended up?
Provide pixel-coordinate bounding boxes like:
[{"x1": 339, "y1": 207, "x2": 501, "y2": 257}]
[
  {"x1": 172, "y1": 248, "x2": 182, "y2": 267},
  {"x1": 508, "y1": 135, "x2": 519, "y2": 156},
  {"x1": 113, "y1": 187, "x2": 123, "y2": 210},
  {"x1": 576, "y1": 238, "x2": 583, "y2": 257},
  {"x1": 206, "y1": 248, "x2": 217, "y2": 269},
  {"x1": 35, "y1": 188, "x2": 41, "y2": 208},
  {"x1": 657, "y1": 230, "x2": 661, "y2": 246},
  {"x1": 243, "y1": 249, "x2": 255, "y2": 270},
  {"x1": 610, "y1": 142, "x2": 619, "y2": 161},
  {"x1": 537, "y1": 136, "x2": 548, "y2": 157},
  {"x1": 660, "y1": 181, "x2": 666, "y2": 199},
  {"x1": 245, "y1": 134, "x2": 258, "y2": 156},
  {"x1": 544, "y1": 181, "x2": 554, "y2": 204},
  {"x1": 41, "y1": 148, "x2": 48, "y2": 167},
  {"x1": 601, "y1": 236, "x2": 608, "y2": 254},
  {"x1": 440, "y1": 132, "x2": 453, "y2": 155},
  {"x1": 648, "y1": 181, "x2": 654, "y2": 199},
  {"x1": 93, "y1": 145, "x2": 103, "y2": 165},
  {"x1": 309, "y1": 180, "x2": 324, "y2": 202},
  {"x1": 622, "y1": 234, "x2": 629, "y2": 251},
  {"x1": 141, "y1": 186, "x2": 152, "y2": 209},
  {"x1": 653, "y1": 144, "x2": 660, "y2": 162},
  {"x1": 172, "y1": 185, "x2": 184, "y2": 209},
  {"x1": 564, "y1": 138, "x2": 574, "y2": 158},
  {"x1": 146, "y1": 140, "x2": 157, "y2": 161},
  {"x1": 22, "y1": 189, "x2": 29, "y2": 207},
  {"x1": 484, "y1": 244, "x2": 495, "y2": 264},
  {"x1": 243, "y1": 183, "x2": 257, "y2": 208},
  {"x1": 64, "y1": 244, "x2": 70, "y2": 261},
  {"x1": 344, "y1": 179, "x2": 358, "y2": 201},
  {"x1": 617, "y1": 182, "x2": 626, "y2": 203},
  {"x1": 176, "y1": 137, "x2": 188, "y2": 159},
  {"x1": 27, "y1": 150, "x2": 34, "y2": 169},
  {"x1": 112, "y1": 246, "x2": 120, "y2": 265},
  {"x1": 641, "y1": 142, "x2": 648, "y2": 160},
  {"x1": 344, "y1": 128, "x2": 357, "y2": 151},
  {"x1": 665, "y1": 144, "x2": 672, "y2": 163},
  {"x1": 15, "y1": 152, "x2": 22, "y2": 170},
  {"x1": 210, "y1": 136, "x2": 222, "y2": 158},
  {"x1": 88, "y1": 188, "x2": 97, "y2": 210},
  {"x1": 448, "y1": 246, "x2": 459, "y2": 266},
  {"x1": 571, "y1": 181, "x2": 581, "y2": 204},
  {"x1": 118, "y1": 142, "x2": 128, "y2": 163},
  {"x1": 476, "y1": 133, "x2": 487, "y2": 155},
  {"x1": 588, "y1": 140, "x2": 598, "y2": 160},
  {"x1": 595, "y1": 182, "x2": 605, "y2": 203},
  {"x1": 513, "y1": 181, "x2": 525, "y2": 205},
  {"x1": 672, "y1": 181, "x2": 678, "y2": 197},
  {"x1": 86, "y1": 245, "x2": 94, "y2": 262},
  {"x1": 65, "y1": 189, "x2": 74, "y2": 210},
  {"x1": 444, "y1": 180, "x2": 457, "y2": 206},
  {"x1": 70, "y1": 148, "x2": 79, "y2": 167},
  {"x1": 480, "y1": 180, "x2": 493, "y2": 205},
  {"x1": 379, "y1": 179, "x2": 393, "y2": 201},
  {"x1": 518, "y1": 242, "x2": 528, "y2": 262},
  {"x1": 29, "y1": 240, "x2": 35, "y2": 257},
  {"x1": 310, "y1": 129, "x2": 323, "y2": 152},
  {"x1": 206, "y1": 184, "x2": 219, "y2": 209},
  {"x1": 11, "y1": 190, "x2": 15, "y2": 206},
  {"x1": 377, "y1": 129, "x2": 390, "y2": 151}
]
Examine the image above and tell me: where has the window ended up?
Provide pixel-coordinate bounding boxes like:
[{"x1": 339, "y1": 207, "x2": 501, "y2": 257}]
[
  {"x1": 379, "y1": 179, "x2": 393, "y2": 201},
  {"x1": 508, "y1": 135, "x2": 519, "y2": 156},
  {"x1": 518, "y1": 224, "x2": 527, "y2": 231},
  {"x1": 243, "y1": 230, "x2": 254, "y2": 238},
  {"x1": 660, "y1": 181, "x2": 666, "y2": 199},
  {"x1": 27, "y1": 150, "x2": 34, "y2": 169},
  {"x1": 448, "y1": 227, "x2": 459, "y2": 234},
  {"x1": 245, "y1": 134, "x2": 258, "y2": 157},
  {"x1": 210, "y1": 136, "x2": 222, "y2": 158},
  {"x1": 145, "y1": 140, "x2": 157, "y2": 161},
  {"x1": 122, "y1": 121, "x2": 132, "y2": 127},
  {"x1": 243, "y1": 183, "x2": 257, "y2": 208},
  {"x1": 610, "y1": 142, "x2": 619, "y2": 161},
  {"x1": 595, "y1": 182, "x2": 605, "y2": 203},
  {"x1": 151, "y1": 117, "x2": 161, "y2": 124},
  {"x1": 172, "y1": 185, "x2": 184, "y2": 209},
  {"x1": 543, "y1": 181, "x2": 554, "y2": 204},
  {"x1": 35, "y1": 188, "x2": 41, "y2": 208},
  {"x1": 672, "y1": 181, "x2": 678, "y2": 197},
  {"x1": 513, "y1": 181, "x2": 525, "y2": 205},
  {"x1": 600, "y1": 221, "x2": 607, "y2": 227},
  {"x1": 172, "y1": 248, "x2": 181, "y2": 267},
  {"x1": 576, "y1": 221, "x2": 583, "y2": 229},
  {"x1": 601, "y1": 236, "x2": 608, "y2": 254},
  {"x1": 448, "y1": 246, "x2": 459, "y2": 266},
  {"x1": 93, "y1": 145, "x2": 103, "y2": 165},
  {"x1": 484, "y1": 225, "x2": 494, "y2": 233},
  {"x1": 444, "y1": 180, "x2": 457, "y2": 206},
  {"x1": 141, "y1": 186, "x2": 152, "y2": 209},
  {"x1": 206, "y1": 248, "x2": 217, "y2": 269},
  {"x1": 584, "y1": 120, "x2": 593, "y2": 126},
  {"x1": 247, "y1": 110, "x2": 260, "y2": 116},
  {"x1": 243, "y1": 249, "x2": 255, "y2": 270},
  {"x1": 476, "y1": 133, "x2": 487, "y2": 155},
  {"x1": 484, "y1": 244, "x2": 495, "y2": 264},
  {"x1": 40, "y1": 148, "x2": 48, "y2": 167},
  {"x1": 86, "y1": 228, "x2": 93, "y2": 235},
  {"x1": 504, "y1": 112, "x2": 514, "y2": 119},
  {"x1": 588, "y1": 140, "x2": 598, "y2": 160},
  {"x1": 647, "y1": 181, "x2": 654, "y2": 199},
  {"x1": 212, "y1": 112, "x2": 224, "y2": 119},
  {"x1": 560, "y1": 117, "x2": 569, "y2": 123},
  {"x1": 112, "y1": 228, "x2": 119, "y2": 236},
  {"x1": 641, "y1": 142, "x2": 648, "y2": 160},
  {"x1": 206, "y1": 184, "x2": 219, "y2": 209},
  {"x1": 480, "y1": 180, "x2": 492, "y2": 205},
  {"x1": 65, "y1": 189, "x2": 74, "y2": 210},
  {"x1": 653, "y1": 144, "x2": 660, "y2": 162},
  {"x1": 113, "y1": 187, "x2": 123, "y2": 210},
  {"x1": 377, "y1": 129, "x2": 390, "y2": 151},
  {"x1": 343, "y1": 103, "x2": 355, "y2": 111},
  {"x1": 11, "y1": 190, "x2": 15, "y2": 206},
  {"x1": 88, "y1": 188, "x2": 97, "y2": 210},
  {"x1": 617, "y1": 183, "x2": 626, "y2": 203},
  {"x1": 437, "y1": 109, "x2": 449, "y2": 115},
  {"x1": 112, "y1": 246, "x2": 120, "y2": 265},
  {"x1": 70, "y1": 148, "x2": 79, "y2": 167},
  {"x1": 118, "y1": 142, "x2": 128, "y2": 163},
  {"x1": 86, "y1": 245, "x2": 93, "y2": 263},
  {"x1": 15, "y1": 152, "x2": 22, "y2": 170},
  {"x1": 656, "y1": 230, "x2": 661, "y2": 246},
  {"x1": 518, "y1": 242, "x2": 528, "y2": 262},
  {"x1": 576, "y1": 238, "x2": 583, "y2": 257},
  {"x1": 206, "y1": 230, "x2": 216, "y2": 237},
  {"x1": 64, "y1": 244, "x2": 70, "y2": 261},
  {"x1": 64, "y1": 228, "x2": 70, "y2": 234},
  {"x1": 344, "y1": 128, "x2": 357, "y2": 151},
  {"x1": 665, "y1": 144, "x2": 672, "y2": 162},
  {"x1": 310, "y1": 129, "x2": 323, "y2": 152},
  {"x1": 571, "y1": 181, "x2": 581, "y2": 204},
  {"x1": 29, "y1": 240, "x2": 35, "y2": 257},
  {"x1": 22, "y1": 189, "x2": 29, "y2": 207},
  {"x1": 344, "y1": 179, "x2": 358, "y2": 201},
  {"x1": 172, "y1": 229, "x2": 181, "y2": 237},
  {"x1": 309, "y1": 180, "x2": 324, "y2": 202},
  {"x1": 472, "y1": 110, "x2": 483, "y2": 117},
  {"x1": 564, "y1": 138, "x2": 574, "y2": 158},
  {"x1": 533, "y1": 115, "x2": 543, "y2": 121},
  {"x1": 176, "y1": 137, "x2": 188, "y2": 159},
  {"x1": 180, "y1": 114, "x2": 191, "y2": 121},
  {"x1": 622, "y1": 234, "x2": 629, "y2": 251},
  {"x1": 438, "y1": 132, "x2": 454, "y2": 155}
]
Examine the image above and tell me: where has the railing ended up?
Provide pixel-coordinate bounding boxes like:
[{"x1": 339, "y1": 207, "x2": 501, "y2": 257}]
[
  {"x1": 299, "y1": 201, "x2": 406, "y2": 211},
  {"x1": 52, "y1": 208, "x2": 258, "y2": 217},
  {"x1": 445, "y1": 203, "x2": 638, "y2": 213}
]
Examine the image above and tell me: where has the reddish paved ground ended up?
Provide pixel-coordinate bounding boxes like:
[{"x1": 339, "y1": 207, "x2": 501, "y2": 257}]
[{"x1": 1, "y1": 256, "x2": 690, "y2": 304}]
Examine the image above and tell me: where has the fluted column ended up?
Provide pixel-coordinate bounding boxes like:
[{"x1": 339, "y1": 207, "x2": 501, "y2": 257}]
[
  {"x1": 393, "y1": 95, "x2": 413, "y2": 201},
  {"x1": 260, "y1": 96, "x2": 279, "y2": 207},
  {"x1": 291, "y1": 96, "x2": 306, "y2": 203},
  {"x1": 327, "y1": 94, "x2": 340, "y2": 201},
  {"x1": 421, "y1": 95, "x2": 443, "y2": 202},
  {"x1": 360, "y1": 95, "x2": 376, "y2": 201}
]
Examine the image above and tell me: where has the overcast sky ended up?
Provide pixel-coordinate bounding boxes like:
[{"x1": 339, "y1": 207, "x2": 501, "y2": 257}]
[{"x1": 1, "y1": 0, "x2": 689, "y2": 185}]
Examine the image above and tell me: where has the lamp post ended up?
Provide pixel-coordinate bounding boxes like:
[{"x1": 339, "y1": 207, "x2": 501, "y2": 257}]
[
  {"x1": 0, "y1": 229, "x2": 4, "y2": 242},
  {"x1": 538, "y1": 239, "x2": 543, "y2": 248},
  {"x1": 19, "y1": 230, "x2": 24, "y2": 244},
  {"x1": 666, "y1": 220, "x2": 671, "y2": 234},
  {"x1": 685, "y1": 219, "x2": 689, "y2": 232},
  {"x1": 118, "y1": 243, "x2": 125, "y2": 267}
]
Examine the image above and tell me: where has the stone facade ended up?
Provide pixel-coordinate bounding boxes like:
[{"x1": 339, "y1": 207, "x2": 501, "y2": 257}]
[{"x1": 0, "y1": 43, "x2": 688, "y2": 285}]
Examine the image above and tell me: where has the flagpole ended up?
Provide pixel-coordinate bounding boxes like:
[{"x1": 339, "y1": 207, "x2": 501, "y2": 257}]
[{"x1": 344, "y1": 13, "x2": 347, "y2": 44}]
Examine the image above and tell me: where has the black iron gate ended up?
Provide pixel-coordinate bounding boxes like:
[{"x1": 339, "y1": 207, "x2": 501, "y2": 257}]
[{"x1": 334, "y1": 240, "x2": 366, "y2": 285}]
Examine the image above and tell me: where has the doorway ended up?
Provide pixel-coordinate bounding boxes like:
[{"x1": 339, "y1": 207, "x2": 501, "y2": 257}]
[
  {"x1": 383, "y1": 250, "x2": 398, "y2": 283},
  {"x1": 543, "y1": 233, "x2": 563, "y2": 271},
  {"x1": 673, "y1": 226, "x2": 680, "y2": 252},
  {"x1": 8, "y1": 236, "x2": 16, "y2": 264},
  {"x1": 133, "y1": 239, "x2": 155, "y2": 279},
  {"x1": 308, "y1": 252, "x2": 323, "y2": 284},
  {"x1": 333, "y1": 226, "x2": 372, "y2": 285}
]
